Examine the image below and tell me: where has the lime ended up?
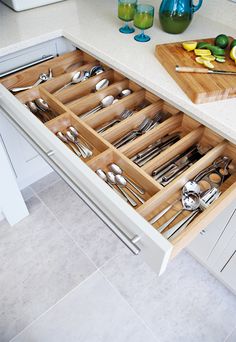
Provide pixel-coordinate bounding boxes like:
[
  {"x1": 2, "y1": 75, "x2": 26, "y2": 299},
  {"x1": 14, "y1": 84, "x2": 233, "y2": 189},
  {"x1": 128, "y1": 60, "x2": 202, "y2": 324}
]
[
  {"x1": 215, "y1": 57, "x2": 226, "y2": 63},
  {"x1": 182, "y1": 41, "x2": 197, "y2": 51},
  {"x1": 194, "y1": 49, "x2": 212, "y2": 56},
  {"x1": 208, "y1": 45, "x2": 225, "y2": 56},
  {"x1": 230, "y1": 39, "x2": 236, "y2": 49},
  {"x1": 196, "y1": 42, "x2": 212, "y2": 49},
  {"x1": 230, "y1": 46, "x2": 236, "y2": 61},
  {"x1": 215, "y1": 34, "x2": 229, "y2": 49}
]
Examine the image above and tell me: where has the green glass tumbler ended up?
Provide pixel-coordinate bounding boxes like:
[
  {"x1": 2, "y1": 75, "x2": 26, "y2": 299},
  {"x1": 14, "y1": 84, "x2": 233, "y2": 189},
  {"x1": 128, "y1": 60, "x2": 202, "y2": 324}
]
[
  {"x1": 118, "y1": 0, "x2": 137, "y2": 34},
  {"x1": 134, "y1": 4, "x2": 154, "y2": 42}
]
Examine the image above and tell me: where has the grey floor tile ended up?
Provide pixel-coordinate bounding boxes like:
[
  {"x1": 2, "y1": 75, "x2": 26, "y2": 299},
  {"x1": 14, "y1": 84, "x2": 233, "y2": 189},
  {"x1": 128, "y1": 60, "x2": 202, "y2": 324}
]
[
  {"x1": 30, "y1": 171, "x2": 61, "y2": 194},
  {"x1": 38, "y1": 180, "x2": 125, "y2": 268},
  {"x1": 102, "y1": 250, "x2": 236, "y2": 342},
  {"x1": 0, "y1": 197, "x2": 95, "y2": 342},
  {"x1": 11, "y1": 272, "x2": 157, "y2": 342},
  {"x1": 225, "y1": 327, "x2": 236, "y2": 342}
]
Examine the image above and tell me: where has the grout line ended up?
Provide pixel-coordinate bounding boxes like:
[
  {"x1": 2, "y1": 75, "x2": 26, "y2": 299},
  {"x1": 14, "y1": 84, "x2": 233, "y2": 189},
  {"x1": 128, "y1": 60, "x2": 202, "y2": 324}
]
[
  {"x1": 97, "y1": 269, "x2": 159, "y2": 342},
  {"x1": 9, "y1": 270, "x2": 100, "y2": 342},
  {"x1": 223, "y1": 324, "x2": 236, "y2": 342}
]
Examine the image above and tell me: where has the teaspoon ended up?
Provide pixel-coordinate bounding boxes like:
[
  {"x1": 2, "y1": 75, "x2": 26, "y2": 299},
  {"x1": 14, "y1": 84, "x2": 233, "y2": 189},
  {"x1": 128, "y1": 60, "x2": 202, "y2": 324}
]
[
  {"x1": 56, "y1": 131, "x2": 81, "y2": 157},
  {"x1": 115, "y1": 175, "x2": 145, "y2": 204},
  {"x1": 96, "y1": 169, "x2": 125, "y2": 200},
  {"x1": 107, "y1": 172, "x2": 137, "y2": 207},
  {"x1": 80, "y1": 95, "x2": 115, "y2": 118},
  {"x1": 54, "y1": 71, "x2": 85, "y2": 94},
  {"x1": 66, "y1": 131, "x2": 92, "y2": 159},
  {"x1": 109, "y1": 163, "x2": 145, "y2": 195}
]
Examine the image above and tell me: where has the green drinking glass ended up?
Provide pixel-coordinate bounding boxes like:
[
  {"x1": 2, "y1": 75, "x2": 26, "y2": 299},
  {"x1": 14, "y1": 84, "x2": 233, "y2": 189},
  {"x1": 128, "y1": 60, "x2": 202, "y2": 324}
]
[
  {"x1": 118, "y1": 0, "x2": 137, "y2": 34},
  {"x1": 134, "y1": 4, "x2": 154, "y2": 42}
]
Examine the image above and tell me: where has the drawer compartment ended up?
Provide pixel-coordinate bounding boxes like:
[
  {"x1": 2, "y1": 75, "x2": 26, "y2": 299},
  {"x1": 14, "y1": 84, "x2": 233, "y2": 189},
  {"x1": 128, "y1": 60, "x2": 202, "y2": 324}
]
[{"x1": 1, "y1": 40, "x2": 236, "y2": 276}]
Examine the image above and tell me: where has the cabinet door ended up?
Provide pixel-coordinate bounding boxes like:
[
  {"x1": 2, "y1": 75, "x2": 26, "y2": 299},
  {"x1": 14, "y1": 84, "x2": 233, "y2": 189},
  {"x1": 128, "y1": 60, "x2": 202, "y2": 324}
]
[
  {"x1": 0, "y1": 111, "x2": 52, "y2": 189},
  {"x1": 214, "y1": 231, "x2": 236, "y2": 294},
  {"x1": 187, "y1": 201, "x2": 236, "y2": 263}
]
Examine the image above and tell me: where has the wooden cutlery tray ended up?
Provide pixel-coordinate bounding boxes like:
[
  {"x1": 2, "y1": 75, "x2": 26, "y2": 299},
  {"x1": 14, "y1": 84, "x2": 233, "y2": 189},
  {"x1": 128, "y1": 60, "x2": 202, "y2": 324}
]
[{"x1": 2, "y1": 49, "x2": 236, "y2": 260}]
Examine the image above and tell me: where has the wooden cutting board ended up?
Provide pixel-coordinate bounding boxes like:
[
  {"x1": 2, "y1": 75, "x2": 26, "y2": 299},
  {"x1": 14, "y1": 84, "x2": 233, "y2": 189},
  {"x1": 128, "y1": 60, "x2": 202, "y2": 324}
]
[{"x1": 155, "y1": 38, "x2": 236, "y2": 104}]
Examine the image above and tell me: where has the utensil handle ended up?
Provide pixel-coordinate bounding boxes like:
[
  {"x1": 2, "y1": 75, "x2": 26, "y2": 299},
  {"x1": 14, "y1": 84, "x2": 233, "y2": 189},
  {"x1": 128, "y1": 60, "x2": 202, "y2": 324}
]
[
  {"x1": 125, "y1": 177, "x2": 145, "y2": 195},
  {"x1": 97, "y1": 119, "x2": 119, "y2": 133},
  {"x1": 80, "y1": 105, "x2": 102, "y2": 118},
  {"x1": 114, "y1": 132, "x2": 136, "y2": 148},
  {"x1": 126, "y1": 186, "x2": 145, "y2": 204},
  {"x1": 69, "y1": 143, "x2": 82, "y2": 157},
  {"x1": 168, "y1": 211, "x2": 199, "y2": 241},
  {"x1": 153, "y1": 164, "x2": 175, "y2": 180},
  {"x1": 175, "y1": 66, "x2": 210, "y2": 74},
  {"x1": 158, "y1": 209, "x2": 183, "y2": 234},
  {"x1": 149, "y1": 201, "x2": 178, "y2": 225},
  {"x1": 54, "y1": 82, "x2": 71, "y2": 94},
  {"x1": 114, "y1": 131, "x2": 135, "y2": 147},
  {"x1": 117, "y1": 185, "x2": 137, "y2": 207}
]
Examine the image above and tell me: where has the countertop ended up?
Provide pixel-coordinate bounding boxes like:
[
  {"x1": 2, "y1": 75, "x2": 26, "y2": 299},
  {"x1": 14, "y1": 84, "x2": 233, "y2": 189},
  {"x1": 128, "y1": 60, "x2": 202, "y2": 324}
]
[{"x1": 0, "y1": 0, "x2": 236, "y2": 143}]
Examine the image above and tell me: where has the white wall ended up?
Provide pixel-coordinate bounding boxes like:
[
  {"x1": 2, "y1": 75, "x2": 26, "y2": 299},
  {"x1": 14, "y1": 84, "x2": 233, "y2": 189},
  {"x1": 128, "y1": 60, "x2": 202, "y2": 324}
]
[{"x1": 200, "y1": 0, "x2": 235, "y2": 28}]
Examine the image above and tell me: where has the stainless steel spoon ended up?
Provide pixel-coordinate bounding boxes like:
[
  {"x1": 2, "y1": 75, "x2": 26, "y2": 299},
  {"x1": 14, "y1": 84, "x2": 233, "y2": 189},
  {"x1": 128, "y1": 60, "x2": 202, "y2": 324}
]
[
  {"x1": 115, "y1": 175, "x2": 145, "y2": 204},
  {"x1": 54, "y1": 71, "x2": 84, "y2": 94},
  {"x1": 66, "y1": 131, "x2": 92, "y2": 158},
  {"x1": 93, "y1": 78, "x2": 109, "y2": 92},
  {"x1": 157, "y1": 192, "x2": 200, "y2": 234},
  {"x1": 109, "y1": 163, "x2": 145, "y2": 195},
  {"x1": 96, "y1": 169, "x2": 125, "y2": 200},
  {"x1": 80, "y1": 95, "x2": 115, "y2": 118},
  {"x1": 68, "y1": 126, "x2": 93, "y2": 150},
  {"x1": 56, "y1": 131, "x2": 81, "y2": 157},
  {"x1": 107, "y1": 172, "x2": 137, "y2": 207}
]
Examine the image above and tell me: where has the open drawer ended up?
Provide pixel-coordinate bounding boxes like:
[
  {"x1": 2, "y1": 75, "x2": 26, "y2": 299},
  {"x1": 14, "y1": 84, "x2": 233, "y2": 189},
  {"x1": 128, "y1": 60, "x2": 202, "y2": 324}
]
[{"x1": 1, "y1": 41, "x2": 236, "y2": 275}]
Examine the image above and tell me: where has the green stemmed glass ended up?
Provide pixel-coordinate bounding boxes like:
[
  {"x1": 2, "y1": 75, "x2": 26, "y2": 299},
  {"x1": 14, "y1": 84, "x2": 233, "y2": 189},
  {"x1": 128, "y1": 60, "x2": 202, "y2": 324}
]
[
  {"x1": 134, "y1": 4, "x2": 154, "y2": 42},
  {"x1": 118, "y1": 0, "x2": 137, "y2": 34}
]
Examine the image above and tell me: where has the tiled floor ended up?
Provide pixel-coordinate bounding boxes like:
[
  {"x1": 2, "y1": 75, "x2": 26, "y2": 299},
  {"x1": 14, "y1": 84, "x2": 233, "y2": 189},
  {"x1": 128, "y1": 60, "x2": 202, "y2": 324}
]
[{"x1": 0, "y1": 172, "x2": 236, "y2": 342}]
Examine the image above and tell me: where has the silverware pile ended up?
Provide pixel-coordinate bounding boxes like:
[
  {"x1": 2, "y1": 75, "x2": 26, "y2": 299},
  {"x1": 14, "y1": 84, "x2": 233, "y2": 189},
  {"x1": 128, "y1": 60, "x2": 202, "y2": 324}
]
[
  {"x1": 11, "y1": 69, "x2": 53, "y2": 93},
  {"x1": 113, "y1": 112, "x2": 165, "y2": 149},
  {"x1": 149, "y1": 156, "x2": 233, "y2": 240},
  {"x1": 25, "y1": 98, "x2": 56, "y2": 123},
  {"x1": 56, "y1": 126, "x2": 93, "y2": 159},
  {"x1": 131, "y1": 132, "x2": 180, "y2": 167},
  {"x1": 54, "y1": 65, "x2": 105, "y2": 94},
  {"x1": 96, "y1": 163, "x2": 145, "y2": 207},
  {"x1": 152, "y1": 144, "x2": 209, "y2": 186},
  {"x1": 96, "y1": 101, "x2": 149, "y2": 134},
  {"x1": 80, "y1": 89, "x2": 132, "y2": 119}
]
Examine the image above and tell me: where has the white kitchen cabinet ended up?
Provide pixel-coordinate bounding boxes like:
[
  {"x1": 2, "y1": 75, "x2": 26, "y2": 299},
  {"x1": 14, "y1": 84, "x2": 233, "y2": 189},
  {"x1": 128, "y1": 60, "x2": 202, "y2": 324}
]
[{"x1": 0, "y1": 36, "x2": 236, "y2": 276}]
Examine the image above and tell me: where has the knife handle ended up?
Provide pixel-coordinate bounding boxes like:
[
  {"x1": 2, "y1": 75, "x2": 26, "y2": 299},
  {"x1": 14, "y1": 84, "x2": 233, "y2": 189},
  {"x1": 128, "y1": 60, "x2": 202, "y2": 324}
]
[{"x1": 175, "y1": 66, "x2": 210, "y2": 74}]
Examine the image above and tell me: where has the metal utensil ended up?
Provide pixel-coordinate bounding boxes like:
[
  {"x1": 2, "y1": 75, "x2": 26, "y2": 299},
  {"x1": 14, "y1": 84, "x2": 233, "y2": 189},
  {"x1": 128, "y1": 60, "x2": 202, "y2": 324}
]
[
  {"x1": 66, "y1": 131, "x2": 92, "y2": 159},
  {"x1": 96, "y1": 109, "x2": 133, "y2": 133},
  {"x1": 56, "y1": 131, "x2": 81, "y2": 157},
  {"x1": 26, "y1": 100, "x2": 50, "y2": 122},
  {"x1": 157, "y1": 192, "x2": 200, "y2": 234},
  {"x1": 96, "y1": 169, "x2": 125, "y2": 200},
  {"x1": 80, "y1": 95, "x2": 115, "y2": 118},
  {"x1": 93, "y1": 78, "x2": 109, "y2": 92},
  {"x1": 89, "y1": 65, "x2": 105, "y2": 77},
  {"x1": 54, "y1": 71, "x2": 84, "y2": 94},
  {"x1": 176, "y1": 65, "x2": 236, "y2": 76},
  {"x1": 115, "y1": 175, "x2": 145, "y2": 204},
  {"x1": 149, "y1": 199, "x2": 179, "y2": 225},
  {"x1": 68, "y1": 126, "x2": 93, "y2": 150},
  {"x1": 10, "y1": 69, "x2": 52, "y2": 93},
  {"x1": 107, "y1": 172, "x2": 137, "y2": 207},
  {"x1": 114, "y1": 118, "x2": 153, "y2": 148},
  {"x1": 109, "y1": 163, "x2": 145, "y2": 195},
  {"x1": 167, "y1": 187, "x2": 220, "y2": 241}
]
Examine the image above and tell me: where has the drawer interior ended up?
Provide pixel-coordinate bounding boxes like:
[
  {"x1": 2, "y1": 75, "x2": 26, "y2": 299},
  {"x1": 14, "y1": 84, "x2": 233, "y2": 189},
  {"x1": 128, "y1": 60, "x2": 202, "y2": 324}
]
[{"x1": 1, "y1": 49, "x2": 236, "y2": 260}]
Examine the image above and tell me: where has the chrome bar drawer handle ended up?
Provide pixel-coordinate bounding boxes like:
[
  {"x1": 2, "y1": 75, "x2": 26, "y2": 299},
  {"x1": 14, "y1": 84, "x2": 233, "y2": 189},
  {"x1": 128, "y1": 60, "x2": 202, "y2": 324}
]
[{"x1": 46, "y1": 150, "x2": 55, "y2": 157}]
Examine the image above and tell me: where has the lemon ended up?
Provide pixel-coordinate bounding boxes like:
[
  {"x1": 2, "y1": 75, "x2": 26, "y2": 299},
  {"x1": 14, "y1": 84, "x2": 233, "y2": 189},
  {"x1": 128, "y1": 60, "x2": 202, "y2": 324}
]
[
  {"x1": 201, "y1": 55, "x2": 215, "y2": 62},
  {"x1": 194, "y1": 49, "x2": 212, "y2": 56},
  {"x1": 195, "y1": 57, "x2": 205, "y2": 64},
  {"x1": 230, "y1": 46, "x2": 236, "y2": 61},
  {"x1": 203, "y1": 60, "x2": 214, "y2": 69},
  {"x1": 182, "y1": 41, "x2": 197, "y2": 51}
]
